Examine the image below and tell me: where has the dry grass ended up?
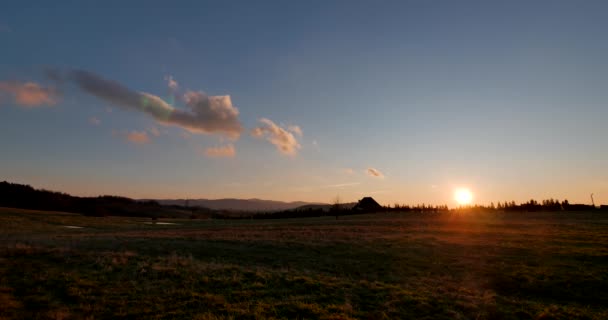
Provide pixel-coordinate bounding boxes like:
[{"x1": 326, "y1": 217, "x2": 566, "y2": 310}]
[{"x1": 1, "y1": 207, "x2": 607, "y2": 319}]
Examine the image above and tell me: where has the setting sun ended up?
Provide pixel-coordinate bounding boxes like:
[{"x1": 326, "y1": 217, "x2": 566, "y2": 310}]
[{"x1": 454, "y1": 188, "x2": 473, "y2": 206}]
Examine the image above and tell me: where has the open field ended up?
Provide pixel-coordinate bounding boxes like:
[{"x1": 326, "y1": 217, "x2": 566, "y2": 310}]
[{"x1": 1, "y1": 207, "x2": 607, "y2": 320}]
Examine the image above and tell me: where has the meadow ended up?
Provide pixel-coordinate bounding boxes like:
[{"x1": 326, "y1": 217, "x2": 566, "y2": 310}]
[{"x1": 1, "y1": 207, "x2": 607, "y2": 320}]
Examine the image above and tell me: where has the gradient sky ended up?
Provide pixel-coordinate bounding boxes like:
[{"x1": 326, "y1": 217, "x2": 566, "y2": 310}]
[{"x1": 1, "y1": 1, "x2": 607, "y2": 206}]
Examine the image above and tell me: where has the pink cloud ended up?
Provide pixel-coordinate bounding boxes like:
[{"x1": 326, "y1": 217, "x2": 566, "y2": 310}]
[
  {"x1": 251, "y1": 118, "x2": 302, "y2": 156},
  {"x1": 0, "y1": 81, "x2": 57, "y2": 107},
  {"x1": 148, "y1": 126, "x2": 161, "y2": 137},
  {"x1": 204, "y1": 144, "x2": 236, "y2": 158},
  {"x1": 165, "y1": 75, "x2": 178, "y2": 90},
  {"x1": 125, "y1": 130, "x2": 150, "y2": 144}
]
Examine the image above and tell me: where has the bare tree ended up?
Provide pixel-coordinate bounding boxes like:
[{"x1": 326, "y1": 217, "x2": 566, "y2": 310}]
[{"x1": 331, "y1": 195, "x2": 343, "y2": 220}]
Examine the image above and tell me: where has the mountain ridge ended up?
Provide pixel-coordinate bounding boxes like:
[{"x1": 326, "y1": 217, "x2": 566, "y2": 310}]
[{"x1": 148, "y1": 198, "x2": 328, "y2": 211}]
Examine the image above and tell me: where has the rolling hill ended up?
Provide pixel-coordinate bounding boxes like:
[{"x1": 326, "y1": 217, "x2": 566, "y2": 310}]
[{"x1": 151, "y1": 198, "x2": 326, "y2": 212}]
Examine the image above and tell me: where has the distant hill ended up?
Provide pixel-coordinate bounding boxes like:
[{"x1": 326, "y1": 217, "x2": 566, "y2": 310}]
[
  {"x1": 152, "y1": 198, "x2": 327, "y2": 212},
  {"x1": 0, "y1": 181, "x2": 206, "y2": 218}
]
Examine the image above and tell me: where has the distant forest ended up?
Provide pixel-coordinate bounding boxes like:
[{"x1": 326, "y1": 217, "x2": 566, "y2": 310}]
[
  {"x1": 0, "y1": 181, "x2": 605, "y2": 219},
  {"x1": 0, "y1": 181, "x2": 211, "y2": 218}
]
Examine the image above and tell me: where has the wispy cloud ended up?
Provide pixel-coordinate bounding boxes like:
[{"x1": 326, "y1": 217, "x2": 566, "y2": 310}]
[
  {"x1": 148, "y1": 126, "x2": 161, "y2": 137},
  {"x1": 343, "y1": 168, "x2": 355, "y2": 175},
  {"x1": 251, "y1": 118, "x2": 302, "y2": 156},
  {"x1": 288, "y1": 125, "x2": 303, "y2": 137},
  {"x1": 165, "y1": 75, "x2": 178, "y2": 91},
  {"x1": 54, "y1": 69, "x2": 242, "y2": 139},
  {"x1": 0, "y1": 81, "x2": 57, "y2": 107},
  {"x1": 358, "y1": 189, "x2": 389, "y2": 195},
  {"x1": 366, "y1": 167, "x2": 384, "y2": 178},
  {"x1": 89, "y1": 117, "x2": 101, "y2": 126},
  {"x1": 322, "y1": 182, "x2": 361, "y2": 188},
  {"x1": 203, "y1": 144, "x2": 236, "y2": 158},
  {"x1": 122, "y1": 130, "x2": 150, "y2": 145}
]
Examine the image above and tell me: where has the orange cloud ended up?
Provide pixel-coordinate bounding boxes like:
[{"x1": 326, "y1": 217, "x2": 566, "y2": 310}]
[
  {"x1": 251, "y1": 118, "x2": 302, "y2": 156},
  {"x1": 125, "y1": 130, "x2": 150, "y2": 144},
  {"x1": 366, "y1": 167, "x2": 384, "y2": 178},
  {"x1": 0, "y1": 81, "x2": 57, "y2": 107},
  {"x1": 204, "y1": 144, "x2": 236, "y2": 158}
]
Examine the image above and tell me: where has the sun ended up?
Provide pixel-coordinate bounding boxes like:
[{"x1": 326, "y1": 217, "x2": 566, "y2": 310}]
[{"x1": 454, "y1": 188, "x2": 473, "y2": 206}]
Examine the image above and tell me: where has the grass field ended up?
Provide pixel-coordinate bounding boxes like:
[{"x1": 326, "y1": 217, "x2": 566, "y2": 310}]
[{"x1": 1, "y1": 207, "x2": 607, "y2": 320}]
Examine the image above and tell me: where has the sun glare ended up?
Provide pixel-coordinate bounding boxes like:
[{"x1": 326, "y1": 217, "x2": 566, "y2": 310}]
[{"x1": 454, "y1": 188, "x2": 473, "y2": 206}]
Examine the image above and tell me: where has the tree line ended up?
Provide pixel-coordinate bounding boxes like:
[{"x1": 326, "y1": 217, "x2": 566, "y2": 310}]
[
  {"x1": 0, "y1": 181, "x2": 605, "y2": 219},
  {"x1": 0, "y1": 181, "x2": 211, "y2": 218},
  {"x1": 386, "y1": 198, "x2": 599, "y2": 213}
]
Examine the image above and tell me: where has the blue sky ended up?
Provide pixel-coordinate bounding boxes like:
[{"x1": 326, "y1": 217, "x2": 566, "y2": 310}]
[{"x1": 1, "y1": 1, "x2": 607, "y2": 206}]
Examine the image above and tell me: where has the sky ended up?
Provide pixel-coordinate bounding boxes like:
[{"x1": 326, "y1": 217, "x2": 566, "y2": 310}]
[{"x1": 1, "y1": 0, "x2": 607, "y2": 206}]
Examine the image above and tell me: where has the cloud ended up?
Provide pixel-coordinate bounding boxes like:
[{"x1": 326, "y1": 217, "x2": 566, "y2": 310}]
[
  {"x1": 366, "y1": 167, "x2": 384, "y2": 178},
  {"x1": 62, "y1": 69, "x2": 242, "y2": 139},
  {"x1": 288, "y1": 125, "x2": 303, "y2": 137},
  {"x1": 251, "y1": 118, "x2": 302, "y2": 156},
  {"x1": 322, "y1": 182, "x2": 360, "y2": 188},
  {"x1": 178, "y1": 90, "x2": 242, "y2": 138},
  {"x1": 89, "y1": 117, "x2": 101, "y2": 126},
  {"x1": 343, "y1": 168, "x2": 354, "y2": 175},
  {"x1": 0, "y1": 81, "x2": 58, "y2": 107},
  {"x1": 165, "y1": 75, "x2": 178, "y2": 91},
  {"x1": 204, "y1": 144, "x2": 236, "y2": 158},
  {"x1": 357, "y1": 189, "x2": 389, "y2": 195},
  {"x1": 148, "y1": 126, "x2": 161, "y2": 137},
  {"x1": 125, "y1": 130, "x2": 150, "y2": 144}
]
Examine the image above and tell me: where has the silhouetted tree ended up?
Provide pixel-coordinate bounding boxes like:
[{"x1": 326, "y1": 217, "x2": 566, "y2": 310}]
[{"x1": 331, "y1": 195, "x2": 343, "y2": 220}]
